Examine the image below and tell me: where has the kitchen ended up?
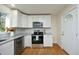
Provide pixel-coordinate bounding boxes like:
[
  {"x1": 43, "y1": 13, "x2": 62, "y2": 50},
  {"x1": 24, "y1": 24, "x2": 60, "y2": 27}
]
[{"x1": 0, "y1": 4, "x2": 79, "y2": 55}]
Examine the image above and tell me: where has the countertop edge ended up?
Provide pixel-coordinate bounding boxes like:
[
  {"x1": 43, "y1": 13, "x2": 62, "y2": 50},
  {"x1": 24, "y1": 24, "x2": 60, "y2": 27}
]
[{"x1": 0, "y1": 34, "x2": 25, "y2": 46}]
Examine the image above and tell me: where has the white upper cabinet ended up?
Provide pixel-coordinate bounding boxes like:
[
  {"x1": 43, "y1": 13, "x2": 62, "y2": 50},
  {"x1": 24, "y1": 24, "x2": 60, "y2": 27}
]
[
  {"x1": 21, "y1": 14, "x2": 28, "y2": 27},
  {"x1": 28, "y1": 15, "x2": 51, "y2": 28},
  {"x1": 28, "y1": 16, "x2": 33, "y2": 28},
  {"x1": 10, "y1": 10, "x2": 51, "y2": 28},
  {"x1": 42, "y1": 15, "x2": 51, "y2": 28},
  {"x1": 11, "y1": 10, "x2": 28, "y2": 28},
  {"x1": 11, "y1": 10, "x2": 22, "y2": 27}
]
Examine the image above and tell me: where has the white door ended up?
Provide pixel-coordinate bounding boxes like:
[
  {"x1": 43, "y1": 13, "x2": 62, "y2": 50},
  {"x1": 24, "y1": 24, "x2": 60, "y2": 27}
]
[{"x1": 63, "y1": 8, "x2": 78, "y2": 55}]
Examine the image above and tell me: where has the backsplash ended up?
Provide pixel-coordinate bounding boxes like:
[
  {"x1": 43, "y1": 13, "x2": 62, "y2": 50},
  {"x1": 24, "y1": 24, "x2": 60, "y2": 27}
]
[
  {"x1": 14, "y1": 28, "x2": 53, "y2": 35},
  {"x1": 14, "y1": 28, "x2": 26, "y2": 35},
  {"x1": 24, "y1": 28, "x2": 52, "y2": 34}
]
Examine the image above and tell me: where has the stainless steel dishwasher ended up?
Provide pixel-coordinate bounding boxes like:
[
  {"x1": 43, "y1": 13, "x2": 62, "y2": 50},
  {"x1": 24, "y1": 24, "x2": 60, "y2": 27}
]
[{"x1": 14, "y1": 36, "x2": 24, "y2": 55}]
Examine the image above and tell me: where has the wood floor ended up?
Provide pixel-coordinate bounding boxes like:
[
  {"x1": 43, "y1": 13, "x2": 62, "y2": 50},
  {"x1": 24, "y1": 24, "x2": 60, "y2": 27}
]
[{"x1": 21, "y1": 44, "x2": 68, "y2": 55}]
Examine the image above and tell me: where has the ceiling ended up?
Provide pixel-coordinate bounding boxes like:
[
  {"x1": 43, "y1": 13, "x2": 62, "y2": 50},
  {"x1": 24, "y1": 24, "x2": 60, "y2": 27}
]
[{"x1": 10, "y1": 4, "x2": 70, "y2": 15}]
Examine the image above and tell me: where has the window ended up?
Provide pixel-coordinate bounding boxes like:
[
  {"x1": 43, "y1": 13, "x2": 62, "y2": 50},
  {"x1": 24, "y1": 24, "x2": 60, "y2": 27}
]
[
  {"x1": 0, "y1": 12, "x2": 7, "y2": 32},
  {"x1": 64, "y1": 14, "x2": 73, "y2": 23}
]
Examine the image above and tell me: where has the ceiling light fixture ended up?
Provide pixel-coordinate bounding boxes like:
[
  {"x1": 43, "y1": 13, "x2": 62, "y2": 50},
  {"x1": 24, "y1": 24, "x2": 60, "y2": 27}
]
[{"x1": 11, "y1": 4, "x2": 15, "y2": 7}]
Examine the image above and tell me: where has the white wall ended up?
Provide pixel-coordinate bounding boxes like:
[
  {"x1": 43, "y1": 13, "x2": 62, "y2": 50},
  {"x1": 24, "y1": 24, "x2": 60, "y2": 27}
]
[{"x1": 51, "y1": 15, "x2": 58, "y2": 43}]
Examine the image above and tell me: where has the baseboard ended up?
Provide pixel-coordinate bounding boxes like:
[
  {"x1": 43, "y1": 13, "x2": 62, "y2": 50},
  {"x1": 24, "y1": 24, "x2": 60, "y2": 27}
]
[
  {"x1": 62, "y1": 49, "x2": 69, "y2": 55},
  {"x1": 53, "y1": 43, "x2": 69, "y2": 55}
]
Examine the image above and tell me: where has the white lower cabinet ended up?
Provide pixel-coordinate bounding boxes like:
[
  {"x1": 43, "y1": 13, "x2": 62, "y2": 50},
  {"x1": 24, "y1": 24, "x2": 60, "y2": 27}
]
[
  {"x1": 24, "y1": 35, "x2": 32, "y2": 47},
  {"x1": 44, "y1": 35, "x2": 53, "y2": 47},
  {"x1": 0, "y1": 40, "x2": 14, "y2": 55}
]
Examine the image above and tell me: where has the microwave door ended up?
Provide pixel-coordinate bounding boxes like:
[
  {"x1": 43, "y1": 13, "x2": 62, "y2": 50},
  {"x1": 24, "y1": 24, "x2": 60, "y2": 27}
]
[{"x1": 33, "y1": 22, "x2": 43, "y2": 28}]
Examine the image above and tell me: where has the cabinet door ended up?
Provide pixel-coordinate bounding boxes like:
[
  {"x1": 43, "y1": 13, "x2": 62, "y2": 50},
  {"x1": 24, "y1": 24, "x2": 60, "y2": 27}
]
[
  {"x1": 17, "y1": 11, "x2": 23, "y2": 27},
  {"x1": 28, "y1": 16, "x2": 33, "y2": 28},
  {"x1": 24, "y1": 35, "x2": 32, "y2": 47},
  {"x1": 11, "y1": 10, "x2": 22, "y2": 27},
  {"x1": 0, "y1": 41, "x2": 14, "y2": 55},
  {"x1": 32, "y1": 15, "x2": 43, "y2": 22},
  {"x1": 44, "y1": 35, "x2": 53, "y2": 47},
  {"x1": 43, "y1": 15, "x2": 51, "y2": 27},
  {"x1": 28, "y1": 15, "x2": 40, "y2": 28},
  {"x1": 21, "y1": 14, "x2": 28, "y2": 27}
]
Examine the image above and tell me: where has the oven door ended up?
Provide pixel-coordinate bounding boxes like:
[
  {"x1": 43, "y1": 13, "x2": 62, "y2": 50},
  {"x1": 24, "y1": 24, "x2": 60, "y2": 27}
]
[
  {"x1": 32, "y1": 35, "x2": 43, "y2": 44},
  {"x1": 38, "y1": 35, "x2": 43, "y2": 44},
  {"x1": 32, "y1": 35, "x2": 36, "y2": 44}
]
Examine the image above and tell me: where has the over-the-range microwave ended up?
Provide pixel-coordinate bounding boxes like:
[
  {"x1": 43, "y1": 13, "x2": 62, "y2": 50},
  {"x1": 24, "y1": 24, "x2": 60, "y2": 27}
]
[{"x1": 33, "y1": 22, "x2": 43, "y2": 28}]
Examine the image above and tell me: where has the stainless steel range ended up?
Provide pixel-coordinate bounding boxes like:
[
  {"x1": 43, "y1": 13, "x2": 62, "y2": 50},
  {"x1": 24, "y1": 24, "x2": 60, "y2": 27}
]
[{"x1": 32, "y1": 30, "x2": 43, "y2": 44}]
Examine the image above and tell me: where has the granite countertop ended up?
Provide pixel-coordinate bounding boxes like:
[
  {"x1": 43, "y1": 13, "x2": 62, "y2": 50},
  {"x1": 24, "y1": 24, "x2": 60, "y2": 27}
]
[
  {"x1": 0, "y1": 33, "x2": 53, "y2": 45},
  {"x1": 0, "y1": 33, "x2": 32, "y2": 46}
]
